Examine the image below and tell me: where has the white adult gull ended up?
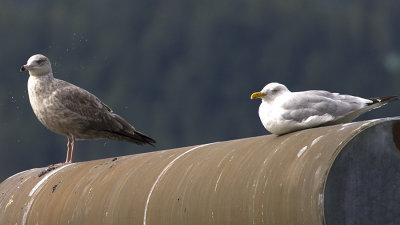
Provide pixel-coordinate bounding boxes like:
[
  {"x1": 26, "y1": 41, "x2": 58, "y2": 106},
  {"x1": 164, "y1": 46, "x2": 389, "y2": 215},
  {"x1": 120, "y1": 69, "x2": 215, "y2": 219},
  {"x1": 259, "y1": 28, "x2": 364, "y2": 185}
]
[
  {"x1": 251, "y1": 82, "x2": 398, "y2": 135},
  {"x1": 20, "y1": 54, "x2": 156, "y2": 164}
]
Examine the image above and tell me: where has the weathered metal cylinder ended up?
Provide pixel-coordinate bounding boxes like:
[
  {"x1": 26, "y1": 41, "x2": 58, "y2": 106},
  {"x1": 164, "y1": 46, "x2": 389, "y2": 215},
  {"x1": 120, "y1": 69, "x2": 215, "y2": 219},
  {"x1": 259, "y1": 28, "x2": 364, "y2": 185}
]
[{"x1": 1, "y1": 118, "x2": 399, "y2": 225}]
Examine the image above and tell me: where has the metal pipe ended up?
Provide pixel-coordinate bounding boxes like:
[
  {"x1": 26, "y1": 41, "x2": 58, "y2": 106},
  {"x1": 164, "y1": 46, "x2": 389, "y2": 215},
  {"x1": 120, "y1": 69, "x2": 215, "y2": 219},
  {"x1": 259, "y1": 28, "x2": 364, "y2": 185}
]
[{"x1": 1, "y1": 117, "x2": 399, "y2": 225}]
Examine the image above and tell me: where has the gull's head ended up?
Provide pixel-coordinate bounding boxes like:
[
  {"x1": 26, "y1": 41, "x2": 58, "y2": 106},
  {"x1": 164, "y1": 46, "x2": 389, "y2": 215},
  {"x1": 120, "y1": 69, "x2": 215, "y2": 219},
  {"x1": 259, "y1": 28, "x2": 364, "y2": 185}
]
[
  {"x1": 20, "y1": 54, "x2": 52, "y2": 76},
  {"x1": 250, "y1": 82, "x2": 289, "y2": 101}
]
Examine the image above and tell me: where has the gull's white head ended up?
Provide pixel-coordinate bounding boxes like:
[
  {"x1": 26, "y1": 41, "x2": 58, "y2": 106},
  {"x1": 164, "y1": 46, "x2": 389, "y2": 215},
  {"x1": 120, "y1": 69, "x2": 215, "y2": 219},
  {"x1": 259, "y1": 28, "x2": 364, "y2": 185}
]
[
  {"x1": 20, "y1": 54, "x2": 52, "y2": 77},
  {"x1": 250, "y1": 82, "x2": 289, "y2": 102}
]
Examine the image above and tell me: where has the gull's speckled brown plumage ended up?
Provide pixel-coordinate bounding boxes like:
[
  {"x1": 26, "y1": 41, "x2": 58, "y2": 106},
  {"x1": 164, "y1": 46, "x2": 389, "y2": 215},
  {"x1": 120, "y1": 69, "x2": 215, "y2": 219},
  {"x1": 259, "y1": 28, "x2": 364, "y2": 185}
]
[{"x1": 21, "y1": 54, "x2": 155, "y2": 164}]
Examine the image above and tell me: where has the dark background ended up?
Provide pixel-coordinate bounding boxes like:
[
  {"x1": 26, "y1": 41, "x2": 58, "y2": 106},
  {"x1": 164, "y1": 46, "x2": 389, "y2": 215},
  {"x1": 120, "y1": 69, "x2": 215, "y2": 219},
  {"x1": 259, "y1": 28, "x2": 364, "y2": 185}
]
[{"x1": 1, "y1": 0, "x2": 399, "y2": 181}]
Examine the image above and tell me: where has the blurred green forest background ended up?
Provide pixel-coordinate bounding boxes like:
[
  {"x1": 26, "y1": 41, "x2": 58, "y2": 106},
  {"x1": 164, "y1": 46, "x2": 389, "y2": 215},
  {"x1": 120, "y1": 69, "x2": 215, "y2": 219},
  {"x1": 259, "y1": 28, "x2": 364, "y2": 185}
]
[{"x1": 0, "y1": 0, "x2": 399, "y2": 181}]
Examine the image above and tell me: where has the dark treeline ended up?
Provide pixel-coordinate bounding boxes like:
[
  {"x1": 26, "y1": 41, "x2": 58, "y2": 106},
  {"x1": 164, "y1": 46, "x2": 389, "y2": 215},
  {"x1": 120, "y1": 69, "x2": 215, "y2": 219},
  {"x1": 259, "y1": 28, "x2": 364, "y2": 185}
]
[{"x1": 0, "y1": 0, "x2": 399, "y2": 181}]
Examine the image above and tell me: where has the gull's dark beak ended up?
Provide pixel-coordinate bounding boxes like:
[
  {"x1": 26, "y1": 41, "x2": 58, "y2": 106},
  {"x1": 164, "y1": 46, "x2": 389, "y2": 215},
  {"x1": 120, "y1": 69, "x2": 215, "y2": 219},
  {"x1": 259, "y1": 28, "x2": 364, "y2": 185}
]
[{"x1": 20, "y1": 65, "x2": 27, "y2": 72}]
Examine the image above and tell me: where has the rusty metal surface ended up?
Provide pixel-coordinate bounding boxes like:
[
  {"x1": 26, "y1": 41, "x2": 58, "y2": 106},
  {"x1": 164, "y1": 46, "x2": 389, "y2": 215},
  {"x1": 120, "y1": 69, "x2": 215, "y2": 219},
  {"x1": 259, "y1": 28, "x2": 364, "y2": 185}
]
[{"x1": 0, "y1": 117, "x2": 399, "y2": 225}]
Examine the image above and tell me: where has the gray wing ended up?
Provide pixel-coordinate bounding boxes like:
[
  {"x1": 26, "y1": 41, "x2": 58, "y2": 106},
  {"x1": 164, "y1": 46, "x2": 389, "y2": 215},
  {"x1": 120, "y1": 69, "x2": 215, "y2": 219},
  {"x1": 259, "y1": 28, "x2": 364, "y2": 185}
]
[
  {"x1": 48, "y1": 80, "x2": 155, "y2": 145},
  {"x1": 281, "y1": 90, "x2": 371, "y2": 123},
  {"x1": 50, "y1": 80, "x2": 115, "y2": 126}
]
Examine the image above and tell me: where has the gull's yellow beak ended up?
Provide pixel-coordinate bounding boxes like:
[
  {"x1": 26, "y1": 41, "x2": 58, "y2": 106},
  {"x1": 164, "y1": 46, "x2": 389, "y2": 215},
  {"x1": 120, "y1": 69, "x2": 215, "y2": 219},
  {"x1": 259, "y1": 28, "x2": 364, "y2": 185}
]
[{"x1": 250, "y1": 92, "x2": 266, "y2": 100}]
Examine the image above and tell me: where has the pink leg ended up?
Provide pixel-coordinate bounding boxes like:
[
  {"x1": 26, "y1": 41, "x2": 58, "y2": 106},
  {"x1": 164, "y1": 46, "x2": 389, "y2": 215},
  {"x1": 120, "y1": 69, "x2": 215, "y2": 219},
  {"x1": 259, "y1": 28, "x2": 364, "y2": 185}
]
[
  {"x1": 65, "y1": 138, "x2": 72, "y2": 163},
  {"x1": 69, "y1": 136, "x2": 76, "y2": 163}
]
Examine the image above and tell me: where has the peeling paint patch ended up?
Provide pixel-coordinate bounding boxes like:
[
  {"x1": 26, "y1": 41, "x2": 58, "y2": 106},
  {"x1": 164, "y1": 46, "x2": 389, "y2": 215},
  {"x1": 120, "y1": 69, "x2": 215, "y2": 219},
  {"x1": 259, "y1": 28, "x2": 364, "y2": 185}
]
[
  {"x1": 22, "y1": 196, "x2": 34, "y2": 225},
  {"x1": 16, "y1": 176, "x2": 32, "y2": 189},
  {"x1": 297, "y1": 146, "x2": 308, "y2": 158},
  {"x1": 5, "y1": 195, "x2": 13, "y2": 210},
  {"x1": 6, "y1": 169, "x2": 35, "y2": 181},
  {"x1": 143, "y1": 142, "x2": 216, "y2": 225},
  {"x1": 23, "y1": 164, "x2": 72, "y2": 225},
  {"x1": 339, "y1": 122, "x2": 356, "y2": 130},
  {"x1": 278, "y1": 137, "x2": 291, "y2": 146},
  {"x1": 341, "y1": 122, "x2": 354, "y2": 127},
  {"x1": 314, "y1": 166, "x2": 322, "y2": 177},
  {"x1": 355, "y1": 119, "x2": 381, "y2": 132},
  {"x1": 311, "y1": 136, "x2": 323, "y2": 146},
  {"x1": 217, "y1": 152, "x2": 232, "y2": 168},
  {"x1": 367, "y1": 119, "x2": 380, "y2": 123},
  {"x1": 214, "y1": 172, "x2": 223, "y2": 192},
  {"x1": 29, "y1": 164, "x2": 71, "y2": 197},
  {"x1": 318, "y1": 193, "x2": 324, "y2": 208}
]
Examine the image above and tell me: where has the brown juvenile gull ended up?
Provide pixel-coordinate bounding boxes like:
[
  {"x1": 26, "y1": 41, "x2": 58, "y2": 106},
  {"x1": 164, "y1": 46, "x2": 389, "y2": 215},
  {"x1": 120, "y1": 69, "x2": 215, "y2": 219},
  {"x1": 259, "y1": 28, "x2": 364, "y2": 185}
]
[
  {"x1": 251, "y1": 82, "x2": 398, "y2": 135},
  {"x1": 20, "y1": 54, "x2": 156, "y2": 164}
]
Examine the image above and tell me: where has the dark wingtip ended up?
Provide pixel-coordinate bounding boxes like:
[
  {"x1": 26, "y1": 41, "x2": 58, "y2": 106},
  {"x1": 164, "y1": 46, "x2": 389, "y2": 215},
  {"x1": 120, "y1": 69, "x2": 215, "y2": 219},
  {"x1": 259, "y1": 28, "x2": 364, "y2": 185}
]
[
  {"x1": 114, "y1": 129, "x2": 156, "y2": 147},
  {"x1": 368, "y1": 96, "x2": 399, "y2": 105},
  {"x1": 110, "y1": 113, "x2": 156, "y2": 146},
  {"x1": 147, "y1": 141, "x2": 156, "y2": 147},
  {"x1": 142, "y1": 135, "x2": 156, "y2": 147}
]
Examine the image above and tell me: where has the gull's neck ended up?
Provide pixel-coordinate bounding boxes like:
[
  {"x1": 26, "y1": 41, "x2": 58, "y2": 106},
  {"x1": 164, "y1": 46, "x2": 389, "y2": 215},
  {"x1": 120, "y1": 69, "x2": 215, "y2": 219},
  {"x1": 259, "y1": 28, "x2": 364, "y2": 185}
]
[
  {"x1": 29, "y1": 72, "x2": 54, "y2": 80},
  {"x1": 261, "y1": 97, "x2": 275, "y2": 104},
  {"x1": 28, "y1": 72, "x2": 56, "y2": 100},
  {"x1": 28, "y1": 73, "x2": 55, "y2": 93}
]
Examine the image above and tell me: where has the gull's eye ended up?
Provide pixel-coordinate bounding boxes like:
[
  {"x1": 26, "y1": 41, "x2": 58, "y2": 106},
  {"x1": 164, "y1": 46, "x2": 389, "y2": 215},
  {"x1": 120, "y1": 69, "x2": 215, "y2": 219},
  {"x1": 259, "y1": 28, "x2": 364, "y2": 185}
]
[{"x1": 37, "y1": 59, "x2": 45, "y2": 64}]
